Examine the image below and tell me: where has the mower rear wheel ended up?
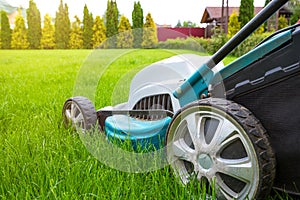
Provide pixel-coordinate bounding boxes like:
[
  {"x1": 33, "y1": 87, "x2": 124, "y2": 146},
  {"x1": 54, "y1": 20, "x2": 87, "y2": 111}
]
[
  {"x1": 166, "y1": 98, "x2": 275, "y2": 200},
  {"x1": 62, "y1": 96, "x2": 97, "y2": 132}
]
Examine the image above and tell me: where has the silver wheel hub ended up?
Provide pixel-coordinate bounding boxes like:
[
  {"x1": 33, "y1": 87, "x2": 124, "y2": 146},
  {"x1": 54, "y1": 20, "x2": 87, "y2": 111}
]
[
  {"x1": 64, "y1": 102, "x2": 85, "y2": 131},
  {"x1": 167, "y1": 106, "x2": 259, "y2": 200},
  {"x1": 198, "y1": 154, "x2": 213, "y2": 170}
]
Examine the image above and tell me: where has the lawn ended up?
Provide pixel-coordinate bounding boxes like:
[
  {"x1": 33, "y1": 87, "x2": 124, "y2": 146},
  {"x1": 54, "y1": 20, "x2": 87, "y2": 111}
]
[
  {"x1": 0, "y1": 49, "x2": 207, "y2": 199},
  {"x1": 0, "y1": 49, "x2": 288, "y2": 199}
]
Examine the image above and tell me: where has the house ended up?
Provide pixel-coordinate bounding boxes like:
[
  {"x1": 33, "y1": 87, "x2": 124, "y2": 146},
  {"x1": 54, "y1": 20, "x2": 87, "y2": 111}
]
[
  {"x1": 0, "y1": 0, "x2": 26, "y2": 27},
  {"x1": 201, "y1": 7, "x2": 263, "y2": 25},
  {"x1": 201, "y1": 6, "x2": 292, "y2": 37}
]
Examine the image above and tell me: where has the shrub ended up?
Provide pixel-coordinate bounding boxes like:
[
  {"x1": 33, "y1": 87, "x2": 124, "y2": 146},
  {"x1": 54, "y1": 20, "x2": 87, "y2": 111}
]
[
  {"x1": 157, "y1": 31, "x2": 273, "y2": 58},
  {"x1": 205, "y1": 28, "x2": 229, "y2": 54},
  {"x1": 231, "y1": 32, "x2": 273, "y2": 57},
  {"x1": 157, "y1": 37, "x2": 205, "y2": 52}
]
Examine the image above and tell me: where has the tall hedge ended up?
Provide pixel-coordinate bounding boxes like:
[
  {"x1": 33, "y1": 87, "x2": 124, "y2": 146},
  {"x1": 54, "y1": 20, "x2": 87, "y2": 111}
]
[
  {"x1": 83, "y1": 4, "x2": 94, "y2": 49},
  {"x1": 132, "y1": 1, "x2": 143, "y2": 48},
  {"x1": 92, "y1": 16, "x2": 106, "y2": 48},
  {"x1": 41, "y1": 14, "x2": 55, "y2": 49},
  {"x1": 27, "y1": 0, "x2": 41, "y2": 49},
  {"x1": 142, "y1": 13, "x2": 158, "y2": 48},
  {"x1": 69, "y1": 16, "x2": 83, "y2": 49},
  {"x1": 239, "y1": 0, "x2": 254, "y2": 28},
  {"x1": 228, "y1": 10, "x2": 240, "y2": 38},
  {"x1": 11, "y1": 12, "x2": 29, "y2": 49},
  {"x1": 55, "y1": 0, "x2": 70, "y2": 49},
  {"x1": 0, "y1": 10, "x2": 11, "y2": 49},
  {"x1": 117, "y1": 15, "x2": 133, "y2": 48},
  {"x1": 105, "y1": 0, "x2": 119, "y2": 38}
]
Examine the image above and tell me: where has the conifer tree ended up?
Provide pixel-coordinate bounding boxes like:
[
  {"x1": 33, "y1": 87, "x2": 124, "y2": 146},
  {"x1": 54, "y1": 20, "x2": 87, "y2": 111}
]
[
  {"x1": 132, "y1": 1, "x2": 143, "y2": 48},
  {"x1": 105, "y1": 0, "x2": 119, "y2": 47},
  {"x1": 0, "y1": 10, "x2": 11, "y2": 49},
  {"x1": 142, "y1": 13, "x2": 158, "y2": 49},
  {"x1": 106, "y1": 0, "x2": 119, "y2": 38},
  {"x1": 117, "y1": 15, "x2": 133, "y2": 48},
  {"x1": 69, "y1": 16, "x2": 83, "y2": 49},
  {"x1": 175, "y1": 20, "x2": 182, "y2": 27},
  {"x1": 92, "y1": 16, "x2": 106, "y2": 48},
  {"x1": 11, "y1": 12, "x2": 29, "y2": 49},
  {"x1": 83, "y1": 4, "x2": 94, "y2": 49},
  {"x1": 228, "y1": 10, "x2": 240, "y2": 38},
  {"x1": 239, "y1": 0, "x2": 254, "y2": 28},
  {"x1": 55, "y1": 0, "x2": 70, "y2": 49},
  {"x1": 41, "y1": 14, "x2": 55, "y2": 49},
  {"x1": 27, "y1": 0, "x2": 41, "y2": 49}
]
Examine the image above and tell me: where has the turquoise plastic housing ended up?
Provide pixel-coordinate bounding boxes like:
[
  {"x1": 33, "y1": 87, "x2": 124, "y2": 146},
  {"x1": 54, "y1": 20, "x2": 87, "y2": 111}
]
[
  {"x1": 173, "y1": 30, "x2": 292, "y2": 106},
  {"x1": 105, "y1": 115, "x2": 172, "y2": 150},
  {"x1": 104, "y1": 29, "x2": 292, "y2": 150}
]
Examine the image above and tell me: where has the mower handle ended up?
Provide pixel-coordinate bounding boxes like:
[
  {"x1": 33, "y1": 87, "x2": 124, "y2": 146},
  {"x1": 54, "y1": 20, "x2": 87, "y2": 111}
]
[
  {"x1": 207, "y1": 0, "x2": 289, "y2": 69},
  {"x1": 174, "y1": 0, "x2": 289, "y2": 104}
]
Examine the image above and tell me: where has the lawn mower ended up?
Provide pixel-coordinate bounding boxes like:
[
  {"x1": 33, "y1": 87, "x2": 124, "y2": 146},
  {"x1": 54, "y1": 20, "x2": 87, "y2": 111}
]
[{"x1": 62, "y1": 0, "x2": 300, "y2": 199}]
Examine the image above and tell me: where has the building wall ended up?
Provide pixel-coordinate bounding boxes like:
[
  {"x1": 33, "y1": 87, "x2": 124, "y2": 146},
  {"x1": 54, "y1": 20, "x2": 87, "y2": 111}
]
[
  {"x1": 157, "y1": 27, "x2": 205, "y2": 41},
  {"x1": 8, "y1": 10, "x2": 18, "y2": 26}
]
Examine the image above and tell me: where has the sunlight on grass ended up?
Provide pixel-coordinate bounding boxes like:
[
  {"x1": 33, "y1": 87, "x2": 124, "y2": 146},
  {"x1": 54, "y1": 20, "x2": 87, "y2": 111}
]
[
  {"x1": 0, "y1": 49, "x2": 210, "y2": 199},
  {"x1": 0, "y1": 50, "x2": 291, "y2": 199}
]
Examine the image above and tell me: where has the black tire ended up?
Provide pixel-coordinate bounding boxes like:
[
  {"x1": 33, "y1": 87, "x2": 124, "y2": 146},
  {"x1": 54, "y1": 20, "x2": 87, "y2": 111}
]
[
  {"x1": 62, "y1": 96, "x2": 97, "y2": 132},
  {"x1": 166, "y1": 98, "x2": 276, "y2": 200}
]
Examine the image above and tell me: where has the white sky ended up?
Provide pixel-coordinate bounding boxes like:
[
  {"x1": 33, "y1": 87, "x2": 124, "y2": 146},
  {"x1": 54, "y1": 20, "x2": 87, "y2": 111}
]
[{"x1": 8, "y1": 0, "x2": 265, "y2": 26}]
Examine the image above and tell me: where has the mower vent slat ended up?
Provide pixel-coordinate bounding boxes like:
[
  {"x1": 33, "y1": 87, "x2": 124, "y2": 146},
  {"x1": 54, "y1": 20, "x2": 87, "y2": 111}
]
[
  {"x1": 162, "y1": 95, "x2": 166, "y2": 110},
  {"x1": 132, "y1": 94, "x2": 173, "y2": 120}
]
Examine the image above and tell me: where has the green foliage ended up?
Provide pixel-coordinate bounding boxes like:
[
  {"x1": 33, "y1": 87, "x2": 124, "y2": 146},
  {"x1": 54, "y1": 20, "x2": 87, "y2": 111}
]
[
  {"x1": 278, "y1": 15, "x2": 288, "y2": 30},
  {"x1": 239, "y1": 0, "x2": 254, "y2": 28},
  {"x1": 117, "y1": 15, "x2": 133, "y2": 48},
  {"x1": 182, "y1": 21, "x2": 197, "y2": 27},
  {"x1": 26, "y1": 0, "x2": 42, "y2": 49},
  {"x1": 105, "y1": 0, "x2": 119, "y2": 47},
  {"x1": 41, "y1": 14, "x2": 55, "y2": 49},
  {"x1": 55, "y1": 0, "x2": 71, "y2": 49},
  {"x1": 289, "y1": 0, "x2": 300, "y2": 24},
  {"x1": 205, "y1": 28, "x2": 228, "y2": 54},
  {"x1": 132, "y1": 1, "x2": 143, "y2": 48},
  {"x1": 92, "y1": 16, "x2": 107, "y2": 48},
  {"x1": 142, "y1": 13, "x2": 158, "y2": 49},
  {"x1": 83, "y1": 4, "x2": 94, "y2": 49},
  {"x1": 157, "y1": 37, "x2": 205, "y2": 52},
  {"x1": 0, "y1": 10, "x2": 11, "y2": 49},
  {"x1": 11, "y1": 12, "x2": 29, "y2": 49},
  {"x1": 175, "y1": 20, "x2": 182, "y2": 27},
  {"x1": 254, "y1": 25, "x2": 265, "y2": 35},
  {"x1": 231, "y1": 32, "x2": 272, "y2": 57},
  {"x1": 69, "y1": 16, "x2": 83, "y2": 49},
  {"x1": 228, "y1": 10, "x2": 240, "y2": 38}
]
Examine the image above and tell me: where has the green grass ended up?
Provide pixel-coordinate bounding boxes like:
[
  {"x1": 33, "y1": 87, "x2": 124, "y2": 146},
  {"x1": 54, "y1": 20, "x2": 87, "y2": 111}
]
[
  {"x1": 0, "y1": 50, "x2": 293, "y2": 199},
  {"x1": 0, "y1": 49, "x2": 208, "y2": 199}
]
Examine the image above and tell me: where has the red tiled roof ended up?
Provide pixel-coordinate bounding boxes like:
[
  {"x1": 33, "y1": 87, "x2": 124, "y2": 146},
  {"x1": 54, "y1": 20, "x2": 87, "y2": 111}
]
[{"x1": 201, "y1": 7, "x2": 263, "y2": 23}]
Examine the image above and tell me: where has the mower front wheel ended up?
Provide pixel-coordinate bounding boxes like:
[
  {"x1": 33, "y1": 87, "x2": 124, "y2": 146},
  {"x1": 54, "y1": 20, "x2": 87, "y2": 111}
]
[
  {"x1": 62, "y1": 96, "x2": 97, "y2": 132},
  {"x1": 166, "y1": 98, "x2": 276, "y2": 200}
]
